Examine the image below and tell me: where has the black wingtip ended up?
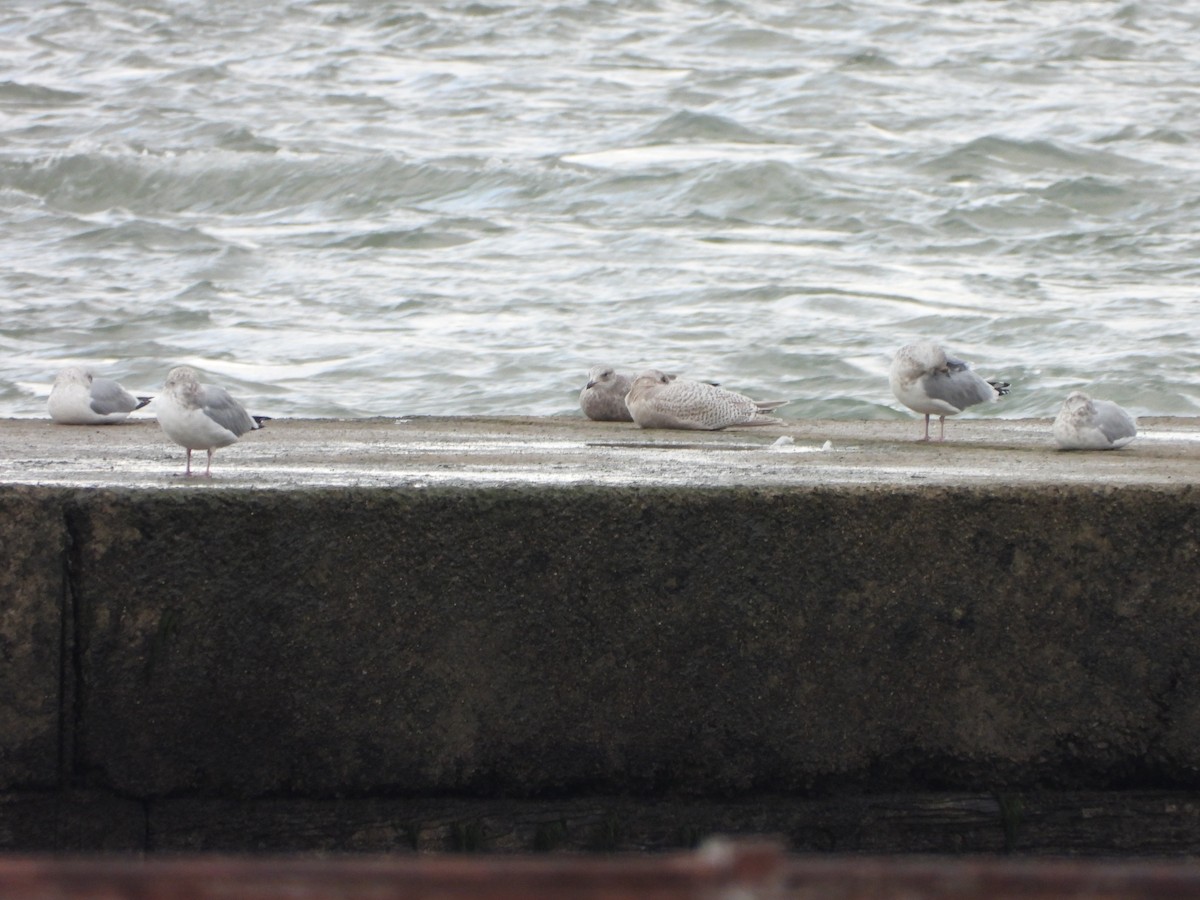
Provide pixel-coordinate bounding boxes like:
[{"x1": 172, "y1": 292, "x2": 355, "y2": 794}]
[
  {"x1": 252, "y1": 415, "x2": 272, "y2": 428},
  {"x1": 989, "y1": 380, "x2": 1012, "y2": 397},
  {"x1": 134, "y1": 396, "x2": 154, "y2": 410}
]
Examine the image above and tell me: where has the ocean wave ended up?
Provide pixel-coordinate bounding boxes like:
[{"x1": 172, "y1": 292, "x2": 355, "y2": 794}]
[
  {"x1": 0, "y1": 151, "x2": 558, "y2": 218},
  {"x1": 637, "y1": 110, "x2": 779, "y2": 145},
  {"x1": 0, "y1": 81, "x2": 87, "y2": 104}
]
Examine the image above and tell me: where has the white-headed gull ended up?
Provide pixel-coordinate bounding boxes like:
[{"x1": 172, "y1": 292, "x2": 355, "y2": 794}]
[
  {"x1": 889, "y1": 342, "x2": 1010, "y2": 441},
  {"x1": 1052, "y1": 391, "x2": 1137, "y2": 450},
  {"x1": 156, "y1": 365, "x2": 265, "y2": 477},
  {"x1": 48, "y1": 366, "x2": 151, "y2": 425}
]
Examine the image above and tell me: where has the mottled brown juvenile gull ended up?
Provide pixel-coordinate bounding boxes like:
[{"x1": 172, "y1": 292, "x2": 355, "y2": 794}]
[
  {"x1": 889, "y1": 341, "x2": 1010, "y2": 441},
  {"x1": 625, "y1": 369, "x2": 786, "y2": 430},
  {"x1": 1052, "y1": 391, "x2": 1137, "y2": 450},
  {"x1": 579, "y1": 365, "x2": 635, "y2": 422},
  {"x1": 156, "y1": 365, "x2": 265, "y2": 477},
  {"x1": 48, "y1": 366, "x2": 151, "y2": 425}
]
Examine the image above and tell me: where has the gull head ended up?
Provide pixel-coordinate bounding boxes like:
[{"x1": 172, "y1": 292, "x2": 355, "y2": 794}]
[
  {"x1": 1061, "y1": 390, "x2": 1095, "y2": 417},
  {"x1": 585, "y1": 365, "x2": 618, "y2": 390},
  {"x1": 54, "y1": 366, "x2": 94, "y2": 388}
]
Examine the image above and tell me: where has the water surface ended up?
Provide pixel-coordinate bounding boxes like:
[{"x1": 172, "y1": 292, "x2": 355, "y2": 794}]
[{"x1": 2, "y1": 0, "x2": 1198, "y2": 420}]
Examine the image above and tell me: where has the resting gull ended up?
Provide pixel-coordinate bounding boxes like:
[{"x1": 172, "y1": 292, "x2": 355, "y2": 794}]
[
  {"x1": 579, "y1": 365, "x2": 635, "y2": 422},
  {"x1": 625, "y1": 369, "x2": 786, "y2": 430},
  {"x1": 48, "y1": 366, "x2": 151, "y2": 425},
  {"x1": 1052, "y1": 391, "x2": 1137, "y2": 450}
]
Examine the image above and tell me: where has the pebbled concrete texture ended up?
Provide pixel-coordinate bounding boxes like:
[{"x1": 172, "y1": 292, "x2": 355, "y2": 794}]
[
  {"x1": 0, "y1": 488, "x2": 66, "y2": 790},
  {"x1": 64, "y1": 482, "x2": 1200, "y2": 800},
  {"x1": 2, "y1": 415, "x2": 1200, "y2": 850}
]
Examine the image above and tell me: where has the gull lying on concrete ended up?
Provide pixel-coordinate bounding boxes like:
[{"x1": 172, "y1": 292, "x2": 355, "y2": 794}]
[
  {"x1": 889, "y1": 341, "x2": 1010, "y2": 441},
  {"x1": 156, "y1": 365, "x2": 265, "y2": 477},
  {"x1": 1053, "y1": 391, "x2": 1137, "y2": 450},
  {"x1": 580, "y1": 365, "x2": 635, "y2": 422},
  {"x1": 625, "y1": 369, "x2": 786, "y2": 430},
  {"x1": 48, "y1": 366, "x2": 151, "y2": 425}
]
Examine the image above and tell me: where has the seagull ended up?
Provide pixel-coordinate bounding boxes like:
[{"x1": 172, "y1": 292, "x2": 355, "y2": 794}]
[
  {"x1": 1052, "y1": 391, "x2": 1137, "y2": 450},
  {"x1": 889, "y1": 341, "x2": 1010, "y2": 441},
  {"x1": 48, "y1": 366, "x2": 151, "y2": 425},
  {"x1": 580, "y1": 366, "x2": 635, "y2": 421},
  {"x1": 155, "y1": 366, "x2": 265, "y2": 477},
  {"x1": 625, "y1": 369, "x2": 787, "y2": 430}
]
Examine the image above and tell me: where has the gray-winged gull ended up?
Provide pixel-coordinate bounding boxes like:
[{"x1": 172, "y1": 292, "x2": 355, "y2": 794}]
[
  {"x1": 48, "y1": 366, "x2": 151, "y2": 425},
  {"x1": 156, "y1": 365, "x2": 266, "y2": 476},
  {"x1": 1052, "y1": 391, "x2": 1137, "y2": 450},
  {"x1": 889, "y1": 341, "x2": 1010, "y2": 441}
]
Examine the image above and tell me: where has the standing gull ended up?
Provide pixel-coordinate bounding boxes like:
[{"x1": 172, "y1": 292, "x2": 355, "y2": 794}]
[
  {"x1": 1052, "y1": 391, "x2": 1137, "y2": 450},
  {"x1": 625, "y1": 369, "x2": 786, "y2": 430},
  {"x1": 156, "y1": 366, "x2": 265, "y2": 476},
  {"x1": 48, "y1": 366, "x2": 151, "y2": 425},
  {"x1": 889, "y1": 342, "x2": 1010, "y2": 441},
  {"x1": 580, "y1": 365, "x2": 635, "y2": 422}
]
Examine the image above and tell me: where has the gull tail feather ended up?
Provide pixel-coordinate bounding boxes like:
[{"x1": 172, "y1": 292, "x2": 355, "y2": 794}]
[{"x1": 741, "y1": 413, "x2": 787, "y2": 427}]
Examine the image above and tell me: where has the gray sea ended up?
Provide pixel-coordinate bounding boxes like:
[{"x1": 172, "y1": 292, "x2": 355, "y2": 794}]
[{"x1": 2, "y1": 0, "x2": 1198, "y2": 421}]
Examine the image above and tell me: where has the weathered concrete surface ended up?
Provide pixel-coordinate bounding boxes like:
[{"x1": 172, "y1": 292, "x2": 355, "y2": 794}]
[
  {"x1": 0, "y1": 413, "x2": 1198, "y2": 488},
  {"x1": 0, "y1": 488, "x2": 65, "y2": 790},
  {"x1": 60, "y1": 482, "x2": 1200, "y2": 800},
  {"x1": 0, "y1": 792, "x2": 145, "y2": 853},
  {"x1": 2, "y1": 416, "x2": 1199, "y2": 853},
  {"x1": 144, "y1": 791, "x2": 1200, "y2": 856}
]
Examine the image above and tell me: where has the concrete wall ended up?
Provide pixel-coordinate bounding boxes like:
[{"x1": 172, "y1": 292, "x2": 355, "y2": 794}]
[{"x1": 3, "y1": 482, "x2": 1200, "y2": 852}]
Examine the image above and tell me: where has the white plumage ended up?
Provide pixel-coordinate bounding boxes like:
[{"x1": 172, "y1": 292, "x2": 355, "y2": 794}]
[
  {"x1": 1053, "y1": 391, "x2": 1137, "y2": 450},
  {"x1": 155, "y1": 366, "x2": 264, "y2": 476},
  {"x1": 48, "y1": 366, "x2": 150, "y2": 425},
  {"x1": 889, "y1": 341, "x2": 1010, "y2": 441}
]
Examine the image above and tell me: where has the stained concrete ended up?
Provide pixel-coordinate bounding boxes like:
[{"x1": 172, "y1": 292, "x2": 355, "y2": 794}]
[
  {"x1": 1, "y1": 415, "x2": 1199, "y2": 853},
  {"x1": 60, "y1": 481, "x2": 1200, "y2": 800},
  {"x1": 0, "y1": 413, "x2": 1198, "y2": 488},
  {"x1": 0, "y1": 489, "x2": 65, "y2": 790}
]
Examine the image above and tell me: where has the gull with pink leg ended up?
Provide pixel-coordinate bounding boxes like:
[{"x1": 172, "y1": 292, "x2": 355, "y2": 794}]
[
  {"x1": 155, "y1": 365, "x2": 267, "y2": 477},
  {"x1": 889, "y1": 341, "x2": 1010, "y2": 442}
]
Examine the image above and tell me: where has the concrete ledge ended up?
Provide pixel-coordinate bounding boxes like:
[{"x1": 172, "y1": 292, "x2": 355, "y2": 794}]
[
  {"x1": 2, "y1": 414, "x2": 1199, "y2": 489},
  {"x1": 2, "y1": 417, "x2": 1199, "y2": 853}
]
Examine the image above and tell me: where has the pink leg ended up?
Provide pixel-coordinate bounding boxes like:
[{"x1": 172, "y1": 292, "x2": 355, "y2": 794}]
[
  {"x1": 204, "y1": 449, "x2": 214, "y2": 478},
  {"x1": 938, "y1": 416, "x2": 946, "y2": 442},
  {"x1": 184, "y1": 448, "x2": 193, "y2": 476},
  {"x1": 920, "y1": 414, "x2": 932, "y2": 441}
]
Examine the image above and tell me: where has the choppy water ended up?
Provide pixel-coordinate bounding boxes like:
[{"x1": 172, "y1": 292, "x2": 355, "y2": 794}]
[{"x1": 2, "y1": 0, "x2": 1198, "y2": 421}]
